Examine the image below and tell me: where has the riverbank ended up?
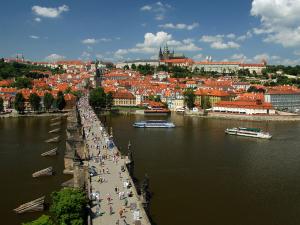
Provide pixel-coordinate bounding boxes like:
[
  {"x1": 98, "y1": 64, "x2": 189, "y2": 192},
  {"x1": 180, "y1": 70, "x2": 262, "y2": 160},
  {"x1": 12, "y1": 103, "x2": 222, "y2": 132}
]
[
  {"x1": 193, "y1": 112, "x2": 300, "y2": 121},
  {"x1": 77, "y1": 106, "x2": 300, "y2": 122}
]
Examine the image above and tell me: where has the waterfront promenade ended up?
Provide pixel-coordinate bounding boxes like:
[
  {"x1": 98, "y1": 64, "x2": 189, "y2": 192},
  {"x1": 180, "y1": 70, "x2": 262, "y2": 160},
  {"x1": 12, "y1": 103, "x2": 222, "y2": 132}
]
[{"x1": 77, "y1": 97, "x2": 151, "y2": 225}]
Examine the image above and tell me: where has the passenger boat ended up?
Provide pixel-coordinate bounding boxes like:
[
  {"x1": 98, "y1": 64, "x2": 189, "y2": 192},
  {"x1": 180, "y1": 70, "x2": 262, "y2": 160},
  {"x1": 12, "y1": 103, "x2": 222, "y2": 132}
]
[
  {"x1": 144, "y1": 109, "x2": 171, "y2": 114},
  {"x1": 225, "y1": 127, "x2": 272, "y2": 139},
  {"x1": 175, "y1": 108, "x2": 185, "y2": 113},
  {"x1": 133, "y1": 120, "x2": 175, "y2": 128}
]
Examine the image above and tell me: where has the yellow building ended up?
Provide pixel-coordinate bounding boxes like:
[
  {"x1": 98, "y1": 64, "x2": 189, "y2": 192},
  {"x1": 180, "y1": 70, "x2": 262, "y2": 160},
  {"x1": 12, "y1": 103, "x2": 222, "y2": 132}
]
[
  {"x1": 195, "y1": 89, "x2": 233, "y2": 108},
  {"x1": 113, "y1": 91, "x2": 136, "y2": 107}
]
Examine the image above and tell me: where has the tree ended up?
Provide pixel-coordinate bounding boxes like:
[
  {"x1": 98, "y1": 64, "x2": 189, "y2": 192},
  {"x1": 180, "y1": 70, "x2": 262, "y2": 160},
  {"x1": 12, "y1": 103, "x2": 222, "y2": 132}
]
[
  {"x1": 14, "y1": 92, "x2": 25, "y2": 114},
  {"x1": 44, "y1": 92, "x2": 54, "y2": 112},
  {"x1": 201, "y1": 96, "x2": 211, "y2": 109},
  {"x1": 29, "y1": 93, "x2": 41, "y2": 112},
  {"x1": 89, "y1": 87, "x2": 106, "y2": 109},
  {"x1": 184, "y1": 88, "x2": 196, "y2": 110},
  {"x1": 22, "y1": 215, "x2": 53, "y2": 225},
  {"x1": 157, "y1": 64, "x2": 168, "y2": 72},
  {"x1": 0, "y1": 97, "x2": 4, "y2": 112},
  {"x1": 0, "y1": 61, "x2": 64, "y2": 80},
  {"x1": 154, "y1": 95, "x2": 161, "y2": 102},
  {"x1": 106, "y1": 92, "x2": 114, "y2": 109},
  {"x1": 13, "y1": 77, "x2": 32, "y2": 89},
  {"x1": 55, "y1": 91, "x2": 66, "y2": 111},
  {"x1": 50, "y1": 188, "x2": 87, "y2": 225},
  {"x1": 123, "y1": 65, "x2": 129, "y2": 70},
  {"x1": 64, "y1": 86, "x2": 72, "y2": 94},
  {"x1": 131, "y1": 63, "x2": 136, "y2": 70},
  {"x1": 72, "y1": 91, "x2": 83, "y2": 100}
]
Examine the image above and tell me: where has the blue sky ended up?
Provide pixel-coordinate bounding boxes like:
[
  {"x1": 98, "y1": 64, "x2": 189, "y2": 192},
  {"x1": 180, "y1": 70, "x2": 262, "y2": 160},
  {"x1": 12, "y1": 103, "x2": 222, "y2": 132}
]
[{"x1": 1, "y1": 0, "x2": 300, "y2": 65}]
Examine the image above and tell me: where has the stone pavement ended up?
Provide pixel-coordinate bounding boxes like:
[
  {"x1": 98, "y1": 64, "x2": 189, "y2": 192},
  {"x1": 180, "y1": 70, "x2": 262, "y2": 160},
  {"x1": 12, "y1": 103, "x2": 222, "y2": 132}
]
[{"x1": 78, "y1": 97, "x2": 151, "y2": 225}]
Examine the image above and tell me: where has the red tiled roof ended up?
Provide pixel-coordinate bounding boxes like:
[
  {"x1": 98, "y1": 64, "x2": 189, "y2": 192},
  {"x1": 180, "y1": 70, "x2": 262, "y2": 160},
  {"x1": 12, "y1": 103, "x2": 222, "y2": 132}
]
[
  {"x1": 195, "y1": 61, "x2": 240, "y2": 65},
  {"x1": 160, "y1": 58, "x2": 194, "y2": 64},
  {"x1": 56, "y1": 60, "x2": 84, "y2": 65},
  {"x1": 0, "y1": 80, "x2": 13, "y2": 87},
  {"x1": 113, "y1": 91, "x2": 135, "y2": 99},
  {"x1": 266, "y1": 87, "x2": 300, "y2": 95},
  {"x1": 0, "y1": 87, "x2": 17, "y2": 93},
  {"x1": 240, "y1": 63, "x2": 265, "y2": 67},
  {"x1": 215, "y1": 101, "x2": 273, "y2": 109},
  {"x1": 195, "y1": 89, "x2": 230, "y2": 97},
  {"x1": 237, "y1": 93, "x2": 264, "y2": 101}
]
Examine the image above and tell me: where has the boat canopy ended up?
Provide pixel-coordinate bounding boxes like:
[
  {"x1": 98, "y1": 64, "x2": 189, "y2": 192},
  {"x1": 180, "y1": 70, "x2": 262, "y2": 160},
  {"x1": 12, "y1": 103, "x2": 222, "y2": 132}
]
[{"x1": 239, "y1": 127, "x2": 261, "y2": 132}]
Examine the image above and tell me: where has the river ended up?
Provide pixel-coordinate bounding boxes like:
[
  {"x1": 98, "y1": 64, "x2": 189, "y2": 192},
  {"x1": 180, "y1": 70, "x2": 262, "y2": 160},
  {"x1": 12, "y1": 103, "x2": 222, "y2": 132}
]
[
  {"x1": 101, "y1": 113, "x2": 300, "y2": 225},
  {"x1": 1, "y1": 114, "x2": 300, "y2": 225},
  {"x1": 0, "y1": 117, "x2": 70, "y2": 224}
]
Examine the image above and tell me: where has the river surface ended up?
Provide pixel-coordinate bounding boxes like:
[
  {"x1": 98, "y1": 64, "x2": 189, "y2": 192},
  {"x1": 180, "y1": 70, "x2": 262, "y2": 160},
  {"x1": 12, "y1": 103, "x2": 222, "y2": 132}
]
[
  {"x1": 1, "y1": 114, "x2": 300, "y2": 225},
  {"x1": 0, "y1": 117, "x2": 70, "y2": 224},
  {"x1": 101, "y1": 113, "x2": 300, "y2": 225}
]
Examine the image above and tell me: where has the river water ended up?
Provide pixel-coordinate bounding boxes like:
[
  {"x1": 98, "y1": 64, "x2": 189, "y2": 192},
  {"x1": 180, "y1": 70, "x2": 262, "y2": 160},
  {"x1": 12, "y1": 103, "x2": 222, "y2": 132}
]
[
  {"x1": 102, "y1": 113, "x2": 300, "y2": 225},
  {"x1": 1, "y1": 114, "x2": 300, "y2": 225},
  {"x1": 0, "y1": 117, "x2": 70, "y2": 224}
]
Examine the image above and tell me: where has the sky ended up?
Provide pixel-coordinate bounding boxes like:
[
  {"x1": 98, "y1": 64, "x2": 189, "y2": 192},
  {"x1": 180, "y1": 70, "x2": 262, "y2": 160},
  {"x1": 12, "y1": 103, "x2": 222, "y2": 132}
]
[{"x1": 1, "y1": 0, "x2": 300, "y2": 65}]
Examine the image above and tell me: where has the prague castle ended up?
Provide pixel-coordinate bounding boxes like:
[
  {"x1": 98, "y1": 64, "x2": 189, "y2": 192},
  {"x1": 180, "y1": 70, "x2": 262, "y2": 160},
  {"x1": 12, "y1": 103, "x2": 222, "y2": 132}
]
[{"x1": 159, "y1": 44, "x2": 186, "y2": 60}]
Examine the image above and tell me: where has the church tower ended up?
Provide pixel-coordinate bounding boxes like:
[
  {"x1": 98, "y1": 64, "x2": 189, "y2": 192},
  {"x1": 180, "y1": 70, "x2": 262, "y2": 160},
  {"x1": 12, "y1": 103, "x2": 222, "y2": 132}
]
[{"x1": 159, "y1": 47, "x2": 163, "y2": 60}]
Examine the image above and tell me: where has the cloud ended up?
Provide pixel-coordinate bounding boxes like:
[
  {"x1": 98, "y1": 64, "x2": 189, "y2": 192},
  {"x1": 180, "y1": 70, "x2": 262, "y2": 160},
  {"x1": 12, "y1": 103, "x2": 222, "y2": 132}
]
[
  {"x1": 200, "y1": 34, "x2": 240, "y2": 49},
  {"x1": 34, "y1": 17, "x2": 41, "y2": 22},
  {"x1": 79, "y1": 51, "x2": 91, "y2": 60},
  {"x1": 82, "y1": 38, "x2": 112, "y2": 44},
  {"x1": 95, "y1": 54, "x2": 104, "y2": 59},
  {"x1": 251, "y1": 0, "x2": 300, "y2": 47},
  {"x1": 32, "y1": 5, "x2": 69, "y2": 18},
  {"x1": 138, "y1": 31, "x2": 172, "y2": 48},
  {"x1": 236, "y1": 31, "x2": 253, "y2": 41},
  {"x1": 278, "y1": 58, "x2": 300, "y2": 65},
  {"x1": 229, "y1": 53, "x2": 300, "y2": 65},
  {"x1": 211, "y1": 41, "x2": 240, "y2": 49},
  {"x1": 200, "y1": 35, "x2": 224, "y2": 43},
  {"x1": 193, "y1": 54, "x2": 203, "y2": 60},
  {"x1": 159, "y1": 22, "x2": 199, "y2": 30},
  {"x1": 82, "y1": 38, "x2": 98, "y2": 44},
  {"x1": 29, "y1": 35, "x2": 39, "y2": 39},
  {"x1": 230, "y1": 53, "x2": 247, "y2": 61},
  {"x1": 201, "y1": 32, "x2": 252, "y2": 45},
  {"x1": 140, "y1": 5, "x2": 152, "y2": 11},
  {"x1": 226, "y1": 33, "x2": 236, "y2": 39},
  {"x1": 294, "y1": 50, "x2": 300, "y2": 56},
  {"x1": 140, "y1": 2, "x2": 172, "y2": 20},
  {"x1": 114, "y1": 31, "x2": 201, "y2": 59},
  {"x1": 114, "y1": 49, "x2": 128, "y2": 59},
  {"x1": 230, "y1": 53, "x2": 269, "y2": 63},
  {"x1": 45, "y1": 54, "x2": 65, "y2": 62},
  {"x1": 99, "y1": 38, "x2": 112, "y2": 42},
  {"x1": 253, "y1": 53, "x2": 270, "y2": 62}
]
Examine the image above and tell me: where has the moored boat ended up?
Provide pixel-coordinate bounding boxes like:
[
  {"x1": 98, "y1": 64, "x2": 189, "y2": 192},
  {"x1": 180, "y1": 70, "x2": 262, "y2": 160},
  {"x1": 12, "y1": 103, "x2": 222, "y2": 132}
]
[
  {"x1": 225, "y1": 127, "x2": 272, "y2": 139},
  {"x1": 133, "y1": 120, "x2": 175, "y2": 128},
  {"x1": 144, "y1": 109, "x2": 171, "y2": 114}
]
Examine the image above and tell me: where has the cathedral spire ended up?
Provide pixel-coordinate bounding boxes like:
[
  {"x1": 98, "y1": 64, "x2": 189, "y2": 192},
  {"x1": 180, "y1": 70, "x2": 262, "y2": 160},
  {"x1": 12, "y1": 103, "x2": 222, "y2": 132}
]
[{"x1": 159, "y1": 46, "x2": 163, "y2": 60}]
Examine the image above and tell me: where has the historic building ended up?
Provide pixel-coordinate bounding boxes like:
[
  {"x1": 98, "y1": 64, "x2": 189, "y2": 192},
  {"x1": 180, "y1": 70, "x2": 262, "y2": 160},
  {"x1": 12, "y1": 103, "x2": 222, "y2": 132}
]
[
  {"x1": 112, "y1": 91, "x2": 136, "y2": 107},
  {"x1": 159, "y1": 44, "x2": 186, "y2": 60},
  {"x1": 192, "y1": 61, "x2": 267, "y2": 74},
  {"x1": 212, "y1": 100, "x2": 275, "y2": 115},
  {"x1": 264, "y1": 87, "x2": 300, "y2": 111}
]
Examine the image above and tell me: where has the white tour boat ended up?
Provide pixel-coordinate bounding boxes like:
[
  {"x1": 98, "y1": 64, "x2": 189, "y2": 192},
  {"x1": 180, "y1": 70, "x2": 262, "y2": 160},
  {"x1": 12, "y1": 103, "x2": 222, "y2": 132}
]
[
  {"x1": 133, "y1": 120, "x2": 175, "y2": 128},
  {"x1": 225, "y1": 127, "x2": 272, "y2": 139}
]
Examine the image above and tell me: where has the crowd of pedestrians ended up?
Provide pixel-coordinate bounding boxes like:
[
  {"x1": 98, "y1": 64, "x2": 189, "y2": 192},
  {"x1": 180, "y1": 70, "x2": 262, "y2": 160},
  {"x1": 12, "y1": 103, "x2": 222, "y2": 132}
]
[{"x1": 77, "y1": 97, "x2": 144, "y2": 225}]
